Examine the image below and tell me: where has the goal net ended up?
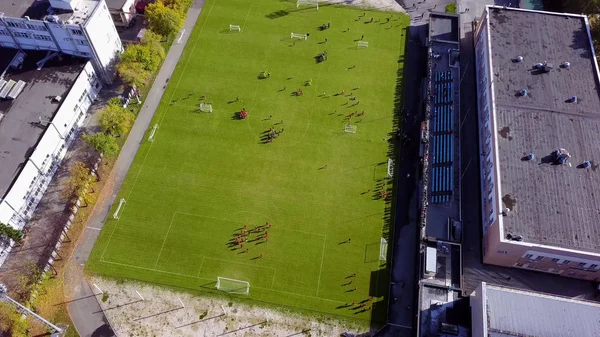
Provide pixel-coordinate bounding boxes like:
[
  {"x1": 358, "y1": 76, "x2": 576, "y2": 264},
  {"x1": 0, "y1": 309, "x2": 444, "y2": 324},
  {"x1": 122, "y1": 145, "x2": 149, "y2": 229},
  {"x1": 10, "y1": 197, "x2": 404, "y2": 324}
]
[
  {"x1": 200, "y1": 102, "x2": 213, "y2": 112},
  {"x1": 229, "y1": 24, "x2": 241, "y2": 32},
  {"x1": 380, "y1": 238, "x2": 388, "y2": 261},
  {"x1": 291, "y1": 32, "x2": 308, "y2": 40},
  {"x1": 387, "y1": 158, "x2": 394, "y2": 178},
  {"x1": 216, "y1": 277, "x2": 250, "y2": 295},
  {"x1": 297, "y1": 0, "x2": 318, "y2": 10},
  {"x1": 344, "y1": 124, "x2": 357, "y2": 134},
  {"x1": 357, "y1": 41, "x2": 369, "y2": 48}
]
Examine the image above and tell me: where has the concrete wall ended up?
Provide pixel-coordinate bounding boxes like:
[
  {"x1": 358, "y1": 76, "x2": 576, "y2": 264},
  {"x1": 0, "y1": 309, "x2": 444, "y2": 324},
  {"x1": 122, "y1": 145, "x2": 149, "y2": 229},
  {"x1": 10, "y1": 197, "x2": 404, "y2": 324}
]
[
  {"x1": 470, "y1": 282, "x2": 487, "y2": 337},
  {"x1": 0, "y1": 61, "x2": 101, "y2": 228}
]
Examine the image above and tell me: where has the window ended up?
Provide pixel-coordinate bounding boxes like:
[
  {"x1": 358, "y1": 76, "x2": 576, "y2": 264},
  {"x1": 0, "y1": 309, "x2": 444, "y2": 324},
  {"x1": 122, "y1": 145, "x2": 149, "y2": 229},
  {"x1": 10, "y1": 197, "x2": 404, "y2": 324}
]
[
  {"x1": 515, "y1": 262, "x2": 525, "y2": 267},
  {"x1": 75, "y1": 39, "x2": 88, "y2": 46},
  {"x1": 578, "y1": 262, "x2": 587, "y2": 267},
  {"x1": 13, "y1": 32, "x2": 30, "y2": 39},
  {"x1": 561, "y1": 260, "x2": 571, "y2": 265},
  {"x1": 33, "y1": 34, "x2": 52, "y2": 41},
  {"x1": 78, "y1": 89, "x2": 88, "y2": 102},
  {"x1": 25, "y1": 24, "x2": 46, "y2": 31},
  {"x1": 497, "y1": 250, "x2": 508, "y2": 255},
  {"x1": 71, "y1": 29, "x2": 83, "y2": 35},
  {"x1": 590, "y1": 264, "x2": 599, "y2": 269},
  {"x1": 524, "y1": 254, "x2": 533, "y2": 259},
  {"x1": 6, "y1": 21, "x2": 25, "y2": 28},
  {"x1": 0, "y1": 29, "x2": 7, "y2": 35},
  {"x1": 534, "y1": 256, "x2": 544, "y2": 261},
  {"x1": 551, "y1": 258, "x2": 560, "y2": 263}
]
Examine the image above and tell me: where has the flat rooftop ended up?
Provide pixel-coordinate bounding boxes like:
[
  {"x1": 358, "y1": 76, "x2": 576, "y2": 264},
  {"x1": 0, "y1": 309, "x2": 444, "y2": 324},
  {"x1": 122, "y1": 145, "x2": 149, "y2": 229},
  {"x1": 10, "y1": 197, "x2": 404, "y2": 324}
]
[
  {"x1": 0, "y1": 49, "x2": 85, "y2": 198},
  {"x1": 0, "y1": 0, "x2": 100, "y2": 23},
  {"x1": 429, "y1": 13, "x2": 459, "y2": 43},
  {"x1": 483, "y1": 283, "x2": 600, "y2": 337},
  {"x1": 489, "y1": 8, "x2": 600, "y2": 253}
]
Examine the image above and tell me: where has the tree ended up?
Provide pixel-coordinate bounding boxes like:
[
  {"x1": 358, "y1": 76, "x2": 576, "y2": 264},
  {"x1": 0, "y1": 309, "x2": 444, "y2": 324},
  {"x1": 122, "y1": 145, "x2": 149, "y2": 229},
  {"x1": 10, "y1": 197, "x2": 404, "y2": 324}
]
[
  {"x1": 98, "y1": 102, "x2": 135, "y2": 137},
  {"x1": 0, "y1": 302, "x2": 28, "y2": 337},
  {"x1": 146, "y1": 1, "x2": 183, "y2": 38},
  {"x1": 0, "y1": 222, "x2": 24, "y2": 242},
  {"x1": 117, "y1": 61, "x2": 150, "y2": 88},
  {"x1": 83, "y1": 133, "x2": 120, "y2": 157},
  {"x1": 61, "y1": 161, "x2": 90, "y2": 203},
  {"x1": 160, "y1": 0, "x2": 193, "y2": 13},
  {"x1": 116, "y1": 31, "x2": 166, "y2": 87}
]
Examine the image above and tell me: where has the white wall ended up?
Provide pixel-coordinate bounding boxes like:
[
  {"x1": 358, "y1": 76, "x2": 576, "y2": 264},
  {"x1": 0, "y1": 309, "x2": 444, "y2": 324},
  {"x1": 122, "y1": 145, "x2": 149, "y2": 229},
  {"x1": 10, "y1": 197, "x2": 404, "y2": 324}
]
[
  {"x1": 84, "y1": 0, "x2": 123, "y2": 79},
  {"x1": 0, "y1": 62, "x2": 101, "y2": 228},
  {"x1": 470, "y1": 282, "x2": 487, "y2": 337}
]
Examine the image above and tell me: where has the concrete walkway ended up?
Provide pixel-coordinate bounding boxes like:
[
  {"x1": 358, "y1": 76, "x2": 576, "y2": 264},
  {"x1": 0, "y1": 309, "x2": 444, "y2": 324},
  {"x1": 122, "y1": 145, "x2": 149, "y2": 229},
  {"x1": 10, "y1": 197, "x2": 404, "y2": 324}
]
[{"x1": 67, "y1": 1, "x2": 206, "y2": 336}]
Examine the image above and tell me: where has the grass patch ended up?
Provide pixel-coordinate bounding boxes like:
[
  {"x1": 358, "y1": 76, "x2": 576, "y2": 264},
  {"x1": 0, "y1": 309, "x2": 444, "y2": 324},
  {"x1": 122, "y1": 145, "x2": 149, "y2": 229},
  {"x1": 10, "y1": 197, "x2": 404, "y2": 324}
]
[
  {"x1": 87, "y1": 0, "x2": 407, "y2": 322},
  {"x1": 445, "y1": 3, "x2": 457, "y2": 13}
]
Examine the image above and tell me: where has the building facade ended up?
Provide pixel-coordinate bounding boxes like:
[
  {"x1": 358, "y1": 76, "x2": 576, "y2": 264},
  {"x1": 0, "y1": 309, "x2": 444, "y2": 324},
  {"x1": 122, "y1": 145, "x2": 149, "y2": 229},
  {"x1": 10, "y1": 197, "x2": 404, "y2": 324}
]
[{"x1": 0, "y1": 0, "x2": 122, "y2": 83}]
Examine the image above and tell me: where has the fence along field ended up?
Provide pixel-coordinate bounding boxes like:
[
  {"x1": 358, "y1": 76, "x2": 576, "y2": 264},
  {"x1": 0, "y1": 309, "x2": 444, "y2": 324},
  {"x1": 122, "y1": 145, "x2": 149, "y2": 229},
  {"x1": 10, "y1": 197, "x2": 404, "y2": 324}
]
[{"x1": 87, "y1": 0, "x2": 408, "y2": 321}]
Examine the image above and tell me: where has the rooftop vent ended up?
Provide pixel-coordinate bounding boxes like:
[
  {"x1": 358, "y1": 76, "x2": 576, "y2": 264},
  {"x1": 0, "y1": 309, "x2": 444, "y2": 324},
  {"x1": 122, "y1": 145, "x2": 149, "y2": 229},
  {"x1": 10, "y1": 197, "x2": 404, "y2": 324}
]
[
  {"x1": 526, "y1": 153, "x2": 534, "y2": 160},
  {"x1": 569, "y1": 96, "x2": 577, "y2": 103},
  {"x1": 502, "y1": 208, "x2": 510, "y2": 216},
  {"x1": 506, "y1": 233, "x2": 523, "y2": 241},
  {"x1": 553, "y1": 148, "x2": 571, "y2": 165},
  {"x1": 583, "y1": 161, "x2": 591, "y2": 168},
  {"x1": 561, "y1": 61, "x2": 570, "y2": 68},
  {"x1": 519, "y1": 89, "x2": 528, "y2": 96},
  {"x1": 513, "y1": 56, "x2": 523, "y2": 62}
]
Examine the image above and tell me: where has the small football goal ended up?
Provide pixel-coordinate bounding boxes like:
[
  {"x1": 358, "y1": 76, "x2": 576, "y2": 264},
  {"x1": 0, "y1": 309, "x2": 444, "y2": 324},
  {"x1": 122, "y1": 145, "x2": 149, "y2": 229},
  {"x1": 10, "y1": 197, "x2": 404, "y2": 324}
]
[
  {"x1": 216, "y1": 277, "x2": 250, "y2": 295},
  {"x1": 200, "y1": 102, "x2": 213, "y2": 113},
  {"x1": 357, "y1": 41, "x2": 369, "y2": 48},
  {"x1": 297, "y1": 0, "x2": 318, "y2": 10},
  {"x1": 344, "y1": 124, "x2": 357, "y2": 134},
  {"x1": 291, "y1": 32, "x2": 308, "y2": 40},
  {"x1": 380, "y1": 238, "x2": 388, "y2": 261},
  {"x1": 148, "y1": 124, "x2": 159, "y2": 142},
  {"x1": 229, "y1": 24, "x2": 241, "y2": 32},
  {"x1": 387, "y1": 158, "x2": 394, "y2": 178}
]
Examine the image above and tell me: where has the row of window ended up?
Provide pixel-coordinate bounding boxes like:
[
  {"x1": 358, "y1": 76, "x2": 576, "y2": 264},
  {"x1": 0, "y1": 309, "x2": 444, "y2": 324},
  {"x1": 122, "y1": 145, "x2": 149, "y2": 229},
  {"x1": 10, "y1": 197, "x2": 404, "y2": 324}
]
[
  {"x1": 5, "y1": 21, "x2": 47, "y2": 31},
  {"x1": 523, "y1": 253, "x2": 599, "y2": 269}
]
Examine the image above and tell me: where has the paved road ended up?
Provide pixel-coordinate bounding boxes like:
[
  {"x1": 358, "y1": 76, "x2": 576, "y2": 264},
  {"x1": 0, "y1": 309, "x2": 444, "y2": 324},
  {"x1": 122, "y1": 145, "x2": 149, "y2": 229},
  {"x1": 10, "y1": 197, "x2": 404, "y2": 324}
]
[{"x1": 66, "y1": 1, "x2": 206, "y2": 336}]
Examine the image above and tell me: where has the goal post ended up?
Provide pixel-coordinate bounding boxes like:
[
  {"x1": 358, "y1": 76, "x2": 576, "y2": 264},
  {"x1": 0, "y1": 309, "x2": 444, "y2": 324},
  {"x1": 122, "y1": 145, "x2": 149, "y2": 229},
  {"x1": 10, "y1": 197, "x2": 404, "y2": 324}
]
[
  {"x1": 387, "y1": 158, "x2": 394, "y2": 178},
  {"x1": 379, "y1": 238, "x2": 388, "y2": 261},
  {"x1": 216, "y1": 277, "x2": 250, "y2": 295},
  {"x1": 297, "y1": 0, "x2": 318, "y2": 10},
  {"x1": 291, "y1": 32, "x2": 308, "y2": 40},
  {"x1": 344, "y1": 124, "x2": 357, "y2": 134},
  {"x1": 229, "y1": 24, "x2": 241, "y2": 32},
  {"x1": 357, "y1": 41, "x2": 369, "y2": 48},
  {"x1": 148, "y1": 124, "x2": 159, "y2": 142},
  {"x1": 200, "y1": 102, "x2": 213, "y2": 113}
]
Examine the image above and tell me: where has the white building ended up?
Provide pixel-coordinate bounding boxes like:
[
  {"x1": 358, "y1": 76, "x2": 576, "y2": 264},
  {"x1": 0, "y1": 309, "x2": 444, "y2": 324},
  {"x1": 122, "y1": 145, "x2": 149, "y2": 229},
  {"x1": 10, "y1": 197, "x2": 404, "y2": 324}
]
[
  {"x1": 0, "y1": 50, "x2": 102, "y2": 235},
  {"x1": 0, "y1": 0, "x2": 122, "y2": 83}
]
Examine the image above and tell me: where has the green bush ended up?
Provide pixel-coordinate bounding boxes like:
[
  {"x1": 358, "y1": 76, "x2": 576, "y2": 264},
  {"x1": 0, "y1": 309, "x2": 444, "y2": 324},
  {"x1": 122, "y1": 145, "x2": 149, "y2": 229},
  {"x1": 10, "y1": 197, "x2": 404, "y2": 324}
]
[{"x1": 445, "y1": 3, "x2": 457, "y2": 13}]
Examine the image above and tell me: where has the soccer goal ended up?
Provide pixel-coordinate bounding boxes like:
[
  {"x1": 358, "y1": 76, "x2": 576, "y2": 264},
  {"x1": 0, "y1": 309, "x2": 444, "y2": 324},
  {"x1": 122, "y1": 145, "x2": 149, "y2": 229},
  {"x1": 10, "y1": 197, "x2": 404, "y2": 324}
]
[
  {"x1": 357, "y1": 41, "x2": 369, "y2": 48},
  {"x1": 344, "y1": 124, "x2": 357, "y2": 134},
  {"x1": 291, "y1": 32, "x2": 308, "y2": 40},
  {"x1": 216, "y1": 277, "x2": 250, "y2": 295},
  {"x1": 297, "y1": 0, "x2": 318, "y2": 10},
  {"x1": 229, "y1": 24, "x2": 241, "y2": 32},
  {"x1": 380, "y1": 238, "x2": 388, "y2": 261},
  {"x1": 387, "y1": 158, "x2": 394, "y2": 178},
  {"x1": 148, "y1": 124, "x2": 159, "y2": 142},
  {"x1": 200, "y1": 102, "x2": 213, "y2": 113}
]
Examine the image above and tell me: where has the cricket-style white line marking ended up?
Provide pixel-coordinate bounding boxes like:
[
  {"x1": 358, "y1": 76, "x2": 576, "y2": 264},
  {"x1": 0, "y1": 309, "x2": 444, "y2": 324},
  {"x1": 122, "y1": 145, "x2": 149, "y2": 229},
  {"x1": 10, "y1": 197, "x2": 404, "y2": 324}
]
[
  {"x1": 136, "y1": 290, "x2": 144, "y2": 301},
  {"x1": 315, "y1": 235, "x2": 327, "y2": 296},
  {"x1": 178, "y1": 297, "x2": 185, "y2": 308},
  {"x1": 92, "y1": 283, "x2": 103, "y2": 294},
  {"x1": 153, "y1": 213, "x2": 177, "y2": 268},
  {"x1": 87, "y1": 227, "x2": 102, "y2": 231}
]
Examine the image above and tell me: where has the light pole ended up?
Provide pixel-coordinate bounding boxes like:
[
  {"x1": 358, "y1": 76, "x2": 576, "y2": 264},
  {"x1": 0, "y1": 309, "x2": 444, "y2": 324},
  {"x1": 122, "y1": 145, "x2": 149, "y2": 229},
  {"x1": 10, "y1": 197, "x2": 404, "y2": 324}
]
[{"x1": 0, "y1": 283, "x2": 63, "y2": 334}]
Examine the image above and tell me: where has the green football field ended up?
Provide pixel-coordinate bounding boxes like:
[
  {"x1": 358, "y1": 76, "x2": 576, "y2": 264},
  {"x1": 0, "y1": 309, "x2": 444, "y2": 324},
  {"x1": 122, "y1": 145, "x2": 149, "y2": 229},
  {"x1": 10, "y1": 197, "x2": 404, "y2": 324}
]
[{"x1": 88, "y1": 0, "x2": 408, "y2": 321}]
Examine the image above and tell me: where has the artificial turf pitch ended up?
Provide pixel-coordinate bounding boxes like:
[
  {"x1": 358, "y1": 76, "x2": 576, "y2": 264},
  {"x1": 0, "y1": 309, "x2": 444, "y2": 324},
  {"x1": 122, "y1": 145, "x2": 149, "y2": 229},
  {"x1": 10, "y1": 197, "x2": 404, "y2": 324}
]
[{"x1": 88, "y1": 0, "x2": 408, "y2": 321}]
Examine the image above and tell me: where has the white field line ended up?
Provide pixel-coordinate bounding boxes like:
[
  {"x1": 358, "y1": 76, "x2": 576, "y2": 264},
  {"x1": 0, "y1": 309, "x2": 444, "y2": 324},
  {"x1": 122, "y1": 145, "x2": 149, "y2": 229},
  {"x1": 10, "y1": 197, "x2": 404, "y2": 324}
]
[
  {"x1": 315, "y1": 235, "x2": 327, "y2": 296},
  {"x1": 153, "y1": 213, "x2": 178, "y2": 268}
]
